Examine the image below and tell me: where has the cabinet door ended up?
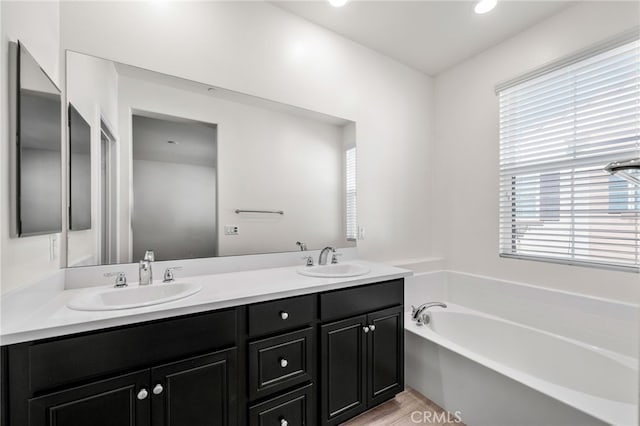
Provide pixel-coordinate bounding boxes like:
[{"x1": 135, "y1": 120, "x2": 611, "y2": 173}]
[
  {"x1": 150, "y1": 348, "x2": 237, "y2": 426},
  {"x1": 28, "y1": 370, "x2": 150, "y2": 426},
  {"x1": 320, "y1": 315, "x2": 367, "y2": 426},
  {"x1": 366, "y1": 305, "x2": 404, "y2": 407}
]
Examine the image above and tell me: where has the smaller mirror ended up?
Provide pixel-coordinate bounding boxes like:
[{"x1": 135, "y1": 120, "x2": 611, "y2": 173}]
[
  {"x1": 11, "y1": 41, "x2": 62, "y2": 237},
  {"x1": 68, "y1": 104, "x2": 92, "y2": 230}
]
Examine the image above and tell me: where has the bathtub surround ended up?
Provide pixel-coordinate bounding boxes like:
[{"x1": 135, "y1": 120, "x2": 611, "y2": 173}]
[{"x1": 404, "y1": 271, "x2": 638, "y2": 425}]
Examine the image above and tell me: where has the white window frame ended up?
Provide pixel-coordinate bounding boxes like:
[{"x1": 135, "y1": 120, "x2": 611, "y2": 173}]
[
  {"x1": 345, "y1": 147, "x2": 357, "y2": 241},
  {"x1": 496, "y1": 30, "x2": 640, "y2": 272}
]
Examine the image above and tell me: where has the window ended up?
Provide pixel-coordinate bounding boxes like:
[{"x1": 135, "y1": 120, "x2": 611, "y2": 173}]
[
  {"x1": 498, "y1": 36, "x2": 640, "y2": 271},
  {"x1": 345, "y1": 147, "x2": 357, "y2": 240}
]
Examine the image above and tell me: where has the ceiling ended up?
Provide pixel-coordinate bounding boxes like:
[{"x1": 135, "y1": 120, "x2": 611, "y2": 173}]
[
  {"x1": 272, "y1": 0, "x2": 573, "y2": 75},
  {"x1": 132, "y1": 115, "x2": 217, "y2": 167},
  {"x1": 115, "y1": 62, "x2": 350, "y2": 126}
]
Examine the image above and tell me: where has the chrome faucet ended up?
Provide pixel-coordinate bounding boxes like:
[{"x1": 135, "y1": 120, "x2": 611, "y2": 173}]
[
  {"x1": 139, "y1": 250, "x2": 155, "y2": 285},
  {"x1": 104, "y1": 271, "x2": 128, "y2": 288},
  {"x1": 411, "y1": 302, "x2": 447, "y2": 326},
  {"x1": 162, "y1": 266, "x2": 182, "y2": 283},
  {"x1": 318, "y1": 246, "x2": 335, "y2": 265},
  {"x1": 113, "y1": 272, "x2": 128, "y2": 288}
]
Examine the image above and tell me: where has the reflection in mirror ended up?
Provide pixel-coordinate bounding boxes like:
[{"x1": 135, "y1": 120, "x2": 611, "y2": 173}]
[
  {"x1": 66, "y1": 51, "x2": 356, "y2": 267},
  {"x1": 132, "y1": 114, "x2": 217, "y2": 261},
  {"x1": 12, "y1": 42, "x2": 62, "y2": 237},
  {"x1": 68, "y1": 104, "x2": 92, "y2": 230}
]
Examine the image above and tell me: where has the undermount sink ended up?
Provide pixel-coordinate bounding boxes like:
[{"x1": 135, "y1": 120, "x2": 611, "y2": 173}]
[
  {"x1": 67, "y1": 282, "x2": 202, "y2": 311},
  {"x1": 297, "y1": 263, "x2": 370, "y2": 278}
]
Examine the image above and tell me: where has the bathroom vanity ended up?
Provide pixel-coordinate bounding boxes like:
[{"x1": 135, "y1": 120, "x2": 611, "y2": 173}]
[
  {"x1": 1, "y1": 265, "x2": 407, "y2": 426},
  {"x1": 2, "y1": 38, "x2": 408, "y2": 426}
]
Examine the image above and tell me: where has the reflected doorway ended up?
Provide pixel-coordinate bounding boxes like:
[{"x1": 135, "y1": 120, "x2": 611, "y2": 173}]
[
  {"x1": 131, "y1": 113, "x2": 218, "y2": 262},
  {"x1": 100, "y1": 119, "x2": 117, "y2": 265}
]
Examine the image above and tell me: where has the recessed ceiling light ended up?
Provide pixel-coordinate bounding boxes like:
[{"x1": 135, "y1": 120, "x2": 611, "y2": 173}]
[
  {"x1": 167, "y1": 140, "x2": 179, "y2": 145},
  {"x1": 474, "y1": 0, "x2": 497, "y2": 14},
  {"x1": 328, "y1": 0, "x2": 348, "y2": 8}
]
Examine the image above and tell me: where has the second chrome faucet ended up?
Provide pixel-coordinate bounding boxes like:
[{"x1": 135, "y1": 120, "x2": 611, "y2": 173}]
[{"x1": 139, "y1": 250, "x2": 155, "y2": 285}]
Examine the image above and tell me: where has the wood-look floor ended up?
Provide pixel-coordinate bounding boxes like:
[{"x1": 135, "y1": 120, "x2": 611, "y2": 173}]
[{"x1": 341, "y1": 388, "x2": 464, "y2": 426}]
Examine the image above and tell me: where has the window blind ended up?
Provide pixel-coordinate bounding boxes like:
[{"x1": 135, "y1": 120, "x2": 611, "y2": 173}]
[
  {"x1": 346, "y1": 147, "x2": 357, "y2": 240},
  {"x1": 498, "y1": 38, "x2": 640, "y2": 271}
]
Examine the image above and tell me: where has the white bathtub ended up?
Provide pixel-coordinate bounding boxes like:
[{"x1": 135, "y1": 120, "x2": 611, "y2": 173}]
[{"x1": 404, "y1": 271, "x2": 639, "y2": 426}]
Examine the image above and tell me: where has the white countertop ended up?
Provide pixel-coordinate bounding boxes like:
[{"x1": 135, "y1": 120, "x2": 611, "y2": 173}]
[{"x1": 0, "y1": 260, "x2": 411, "y2": 345}]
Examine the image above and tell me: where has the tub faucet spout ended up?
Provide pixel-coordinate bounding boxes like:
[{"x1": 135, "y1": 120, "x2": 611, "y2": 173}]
[{"x1": 411, "y1": 302, "x2": 447, "y2": 325}]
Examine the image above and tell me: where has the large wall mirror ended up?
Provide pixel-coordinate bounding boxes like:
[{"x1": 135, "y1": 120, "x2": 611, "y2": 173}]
[
  {"x1": 10, "y1": 42, "x2": 62, "y2": 237},
  {"x1": 66, "y1": 51, "x2": 357, "y2": 267}
]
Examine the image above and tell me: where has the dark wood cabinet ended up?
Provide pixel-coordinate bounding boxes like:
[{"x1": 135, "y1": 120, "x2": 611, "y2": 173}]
[
  {"x1": 3, "y1": 278, "x2": 404, "y2": 426},
  {"x1": 28, "y1": 370, "x2": 150, "y2": 426},
  {"x1": 367, "y1": 306, "x2": 404, "y2": 407},
  {"x1": 320, "y1": 315, "x2": 368, "y2": 425},
  {"x1": 26, "y1": 348, "x2": 237, "y2": 426},
  {"x1": 320, "y1": 305, "x2": 404, "y2": 425},
  {"x1": 249, "y1": 383, "x2": 315, "y2": 426},
  {"x1": 151, "y1": 348, "x2": 237, "y2": 426},
  {"x1": 248, "y1": 327, "x2": 314, "y2": 400}
]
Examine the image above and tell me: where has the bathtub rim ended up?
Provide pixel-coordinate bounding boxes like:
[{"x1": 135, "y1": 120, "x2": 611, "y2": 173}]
[
  {"x1": 408, "y1": 269, "x2": 639, "y2": 309},
  {"x1": 404, "y1": 303, "x2": 638, "y2": 426}
]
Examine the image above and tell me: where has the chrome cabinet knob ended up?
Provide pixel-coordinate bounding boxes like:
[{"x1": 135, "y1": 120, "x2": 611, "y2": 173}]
[
  {"x1": 280, "y1": 419, "x2": 288, "y2": 426},
  {"x1": 280, "y1": 358, "x2": 288, "y2": 368},
  {"x1": 363, "y1": 326, "x2": 370, "y2": 333},
  {"x1": 369, "y1": 324, "x2": 376, "y2": 331},
  {"x1": 153, "y1": 384, "x2": 164, "y2": 395},
  {"x1": 280, "y1": 311, "x2": 289, "y2": 320},
  {"x1": 137, "y1": 389, "x2": 148, "y2": 400}
]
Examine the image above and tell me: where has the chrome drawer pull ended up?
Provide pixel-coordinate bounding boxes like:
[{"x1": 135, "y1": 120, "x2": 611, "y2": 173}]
[
  {"x1": 363, "y1": 326, "x2": 370, "y2": 333},
  {"x1": 369, "y1": 324, "x2": 376, "y2": 331},
  {"x1": 280, "y1": 418, "x2": 288, "y2": 426},
  {"x1": 153, "y1": 384, "x2": 164, "y2": 395},
  {"x1": 280, "y1": 311, "x2": 289, "y2": 320},
  {"x1": 137, "y1": 388, "x2": 148, "y2": 400},
  {"x1": 280, "y1": 358, "x2": 288, "y2": 368}
]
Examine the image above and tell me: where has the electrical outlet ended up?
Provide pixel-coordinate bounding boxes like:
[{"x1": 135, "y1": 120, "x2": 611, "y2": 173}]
[
  {"x1": 224, "y1": 225, "x2": 239, "y2": 236},
  {"x1": 358, "y1": 225, "x2": 366, "y2": 240}
]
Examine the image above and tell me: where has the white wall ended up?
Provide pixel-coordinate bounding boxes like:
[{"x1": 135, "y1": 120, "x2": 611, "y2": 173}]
[
  {"x1": 1, "y1": 1, "x2": 61, "y2": 294},
  {"x1": 59, "y1": 1, "x2": 435, "y2": 264},
  {"x1": 432, "y1": 1, "x2": 640, "y2": 302},
  {"x1": 117, "y1": 75, "x2": 348, "y2": 260}
]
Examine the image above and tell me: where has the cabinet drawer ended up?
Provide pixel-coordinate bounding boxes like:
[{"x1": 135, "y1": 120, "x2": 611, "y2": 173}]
[
  {"x1": 23, "y1": 309, "x2": 237, "y2": 394},
  {"x1": 248, "y1": 294, "x2": 315, "y2": 338},
  {"x1": 320, "y1": 279, "x2": 403, "y2": 322},
  {"x1": 249, "y1": 383, "x2": 314, "y2": 426},
  {"x1": 249, "y1": 327, "x2": 314, "y2": 400}
]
